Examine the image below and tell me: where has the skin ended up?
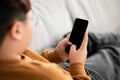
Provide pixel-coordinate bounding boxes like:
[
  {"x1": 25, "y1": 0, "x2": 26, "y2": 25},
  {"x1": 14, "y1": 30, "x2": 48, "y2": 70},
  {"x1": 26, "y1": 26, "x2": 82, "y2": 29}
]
[
  {"x1": 0, "y1": 11, "x2": 34, "y2": 61},
  {"x1": 0, "y1": 10, "x2": 88, "y2": 65},
  {"x1": 56, "y1": 33, "x2": 88, "y2": 65}
]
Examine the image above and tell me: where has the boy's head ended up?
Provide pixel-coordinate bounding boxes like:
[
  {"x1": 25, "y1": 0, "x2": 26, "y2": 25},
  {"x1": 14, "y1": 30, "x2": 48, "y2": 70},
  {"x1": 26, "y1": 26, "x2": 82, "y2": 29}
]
[{"x1": 0, "y1": 0, "x2": 33, "y2": 47}]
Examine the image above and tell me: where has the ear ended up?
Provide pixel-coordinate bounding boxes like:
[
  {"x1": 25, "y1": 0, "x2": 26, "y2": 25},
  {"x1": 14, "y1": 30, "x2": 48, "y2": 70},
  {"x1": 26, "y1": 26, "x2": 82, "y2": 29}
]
[{"x1": 9, "y1": 21, "x2": 23, "y2": 40}]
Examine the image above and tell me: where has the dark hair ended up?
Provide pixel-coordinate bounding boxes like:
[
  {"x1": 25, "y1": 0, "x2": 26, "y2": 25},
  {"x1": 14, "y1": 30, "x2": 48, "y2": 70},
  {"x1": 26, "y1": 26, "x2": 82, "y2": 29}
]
[{"x1": 0, "y1": 0, "x2": 31, "y2": 46}]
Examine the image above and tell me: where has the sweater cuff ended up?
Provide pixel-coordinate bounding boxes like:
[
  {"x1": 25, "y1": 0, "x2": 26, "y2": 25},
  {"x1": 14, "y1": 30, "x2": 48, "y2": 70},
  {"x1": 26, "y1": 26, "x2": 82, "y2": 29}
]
[
  {"x1": 47, "y1": 49, "x2": 63, "y2": 63},
  {"x1": 70, "y1": 63, "x2": 87, "y2": 76}
]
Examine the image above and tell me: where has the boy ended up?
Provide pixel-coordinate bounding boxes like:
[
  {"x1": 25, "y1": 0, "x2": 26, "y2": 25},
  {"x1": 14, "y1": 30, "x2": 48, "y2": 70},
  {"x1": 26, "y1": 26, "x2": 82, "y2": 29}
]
[{"x1": 0, "y1": 0, "x2": 91, "y2": 80}]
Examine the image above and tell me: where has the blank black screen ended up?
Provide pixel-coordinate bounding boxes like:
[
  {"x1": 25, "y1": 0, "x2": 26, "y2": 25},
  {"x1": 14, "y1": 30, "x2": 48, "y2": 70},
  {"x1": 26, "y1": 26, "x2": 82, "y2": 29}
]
[{"x1": 66, "y1": 18, "x2": 89, "y2": 53}]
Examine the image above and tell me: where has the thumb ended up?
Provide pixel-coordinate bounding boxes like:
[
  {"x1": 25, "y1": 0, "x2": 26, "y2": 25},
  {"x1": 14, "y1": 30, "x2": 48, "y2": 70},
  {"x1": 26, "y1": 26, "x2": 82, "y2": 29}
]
[{"x1": 70, "y1": 44, "x2": 76, "y2": 54}]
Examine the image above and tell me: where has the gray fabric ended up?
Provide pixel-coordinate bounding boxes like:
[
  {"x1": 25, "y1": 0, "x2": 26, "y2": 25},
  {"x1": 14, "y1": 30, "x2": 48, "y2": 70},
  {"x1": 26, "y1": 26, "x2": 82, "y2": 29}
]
[
  {"x1": 86, "y1": 32, "x2": 120, "y2": 80},
  {"x1": 86, "y1": 45, "x2": 120, "y2": 80},
  {"x1": 60, "y1": 32, "x2": 120, "y2": 80}
]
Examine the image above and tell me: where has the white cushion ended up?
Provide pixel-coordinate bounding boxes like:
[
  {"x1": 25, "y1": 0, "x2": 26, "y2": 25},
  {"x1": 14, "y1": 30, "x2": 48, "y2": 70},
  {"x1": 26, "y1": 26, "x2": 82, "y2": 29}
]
[{"x1": 29, "y1": 0, "x2": 120, "y2": 51}]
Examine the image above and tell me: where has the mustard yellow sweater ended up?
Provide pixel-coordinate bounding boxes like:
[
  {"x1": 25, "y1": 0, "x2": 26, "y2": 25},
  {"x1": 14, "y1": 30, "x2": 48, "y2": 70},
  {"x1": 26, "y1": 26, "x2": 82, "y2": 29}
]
[{"x1": 0, "y1": 48, "x2": 91, "y2": 80}]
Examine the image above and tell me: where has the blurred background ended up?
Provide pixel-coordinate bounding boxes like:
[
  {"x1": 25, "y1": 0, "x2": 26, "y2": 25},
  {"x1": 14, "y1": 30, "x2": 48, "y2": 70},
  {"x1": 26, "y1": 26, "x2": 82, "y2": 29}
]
[{"x1": 29, "y1": 0, "x2": 120, "y2": 52}]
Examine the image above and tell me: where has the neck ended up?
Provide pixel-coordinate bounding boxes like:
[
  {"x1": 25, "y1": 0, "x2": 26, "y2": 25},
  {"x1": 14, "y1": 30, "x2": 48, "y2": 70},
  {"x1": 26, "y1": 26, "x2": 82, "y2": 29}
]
[
  {"x1": 0, "y1": 42, "x2": 22, "y2": 61},
  {"x1": 0, "y1": 47, "x2": 21, "y2": 61},
  {"x1": 0, "y1": 34, "x2": 25, "y2": 61},
  {"x1": 0, "y1": 52, "x2": 21, "y2": 61}
]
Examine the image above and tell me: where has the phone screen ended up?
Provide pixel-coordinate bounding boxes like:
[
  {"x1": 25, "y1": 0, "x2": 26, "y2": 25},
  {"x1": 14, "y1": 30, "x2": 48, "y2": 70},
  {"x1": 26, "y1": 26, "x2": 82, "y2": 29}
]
[{"x1": 66, "y1": 18, "x2": 89, "y2": 53}]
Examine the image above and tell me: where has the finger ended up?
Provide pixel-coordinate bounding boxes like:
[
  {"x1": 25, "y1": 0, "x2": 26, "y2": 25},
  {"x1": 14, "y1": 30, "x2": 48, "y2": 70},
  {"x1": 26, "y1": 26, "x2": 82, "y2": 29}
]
[
  {"x1": 79, "y1": 32, "x2": 88, "y2": 50},
  {"x1": 64, "y1": 37, "x2": 72, "y2": 45},
  {"x1": 66, "y1": 34, "x2": 71, "y2": 40},
  {"x1": 67, "y1": 41, "x2": 72, "y2": 45},
  {"x1": 82, "y1": 32, "x2": 88, "y2": 48},
  {"x1": 60, "y1": 38, "x2": 71, "y2": 47},
  {"x1": 70, "y1": 44, "x2": 76, "y2": 54}
]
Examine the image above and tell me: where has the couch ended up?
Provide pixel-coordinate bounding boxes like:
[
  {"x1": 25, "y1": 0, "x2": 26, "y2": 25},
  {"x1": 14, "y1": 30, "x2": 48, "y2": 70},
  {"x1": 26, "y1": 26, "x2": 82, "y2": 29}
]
[{"x1": 29, "y1": 0, "x2": 120, "y2": 52}]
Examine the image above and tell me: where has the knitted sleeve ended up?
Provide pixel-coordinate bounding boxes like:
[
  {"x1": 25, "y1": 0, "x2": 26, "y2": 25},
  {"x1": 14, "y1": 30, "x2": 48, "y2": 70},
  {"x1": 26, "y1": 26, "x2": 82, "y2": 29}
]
[{"x1": 40, "y1": 49, "x2": 63, "y2": 64}]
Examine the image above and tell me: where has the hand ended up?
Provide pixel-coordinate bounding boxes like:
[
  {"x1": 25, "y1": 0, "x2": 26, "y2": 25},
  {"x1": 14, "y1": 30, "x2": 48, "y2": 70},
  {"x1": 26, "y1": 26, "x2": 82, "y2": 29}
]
[
  {"x1": 55, "y1": 34, "x2": 72, "y2": 61},
  {"x1": 69, "y1": 32, "x2": 88, "y2": 65}
]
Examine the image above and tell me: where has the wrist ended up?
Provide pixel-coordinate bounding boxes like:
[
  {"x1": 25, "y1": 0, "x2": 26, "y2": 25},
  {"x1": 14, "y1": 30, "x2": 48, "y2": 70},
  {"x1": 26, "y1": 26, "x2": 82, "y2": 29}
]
[
  {"x1": 55, "y1": 48, "x2": 68, "y2": 61},
  {"x1": 70, "y1": 63, "x2": 86, "y2": 75}
]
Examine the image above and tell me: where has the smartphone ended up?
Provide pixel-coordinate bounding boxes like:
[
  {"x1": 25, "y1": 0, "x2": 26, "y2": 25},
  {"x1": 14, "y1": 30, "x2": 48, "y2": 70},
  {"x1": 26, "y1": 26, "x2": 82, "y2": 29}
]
[{"x1": 65, "y1": 18, "x2": 89, "y2": 53}]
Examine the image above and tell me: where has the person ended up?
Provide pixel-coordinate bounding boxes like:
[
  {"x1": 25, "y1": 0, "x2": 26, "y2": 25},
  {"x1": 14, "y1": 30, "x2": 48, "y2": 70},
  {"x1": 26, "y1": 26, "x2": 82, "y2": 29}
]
[{"x1": 0, "y1": 0, "x2": 91, "y2": 80}]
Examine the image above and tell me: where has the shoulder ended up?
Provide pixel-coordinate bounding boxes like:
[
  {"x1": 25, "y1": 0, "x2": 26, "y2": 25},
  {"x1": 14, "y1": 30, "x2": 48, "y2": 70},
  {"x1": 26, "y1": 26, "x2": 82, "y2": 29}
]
[{"x1": 19, "y1": 60, "x2": 72, "y2": 80}]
